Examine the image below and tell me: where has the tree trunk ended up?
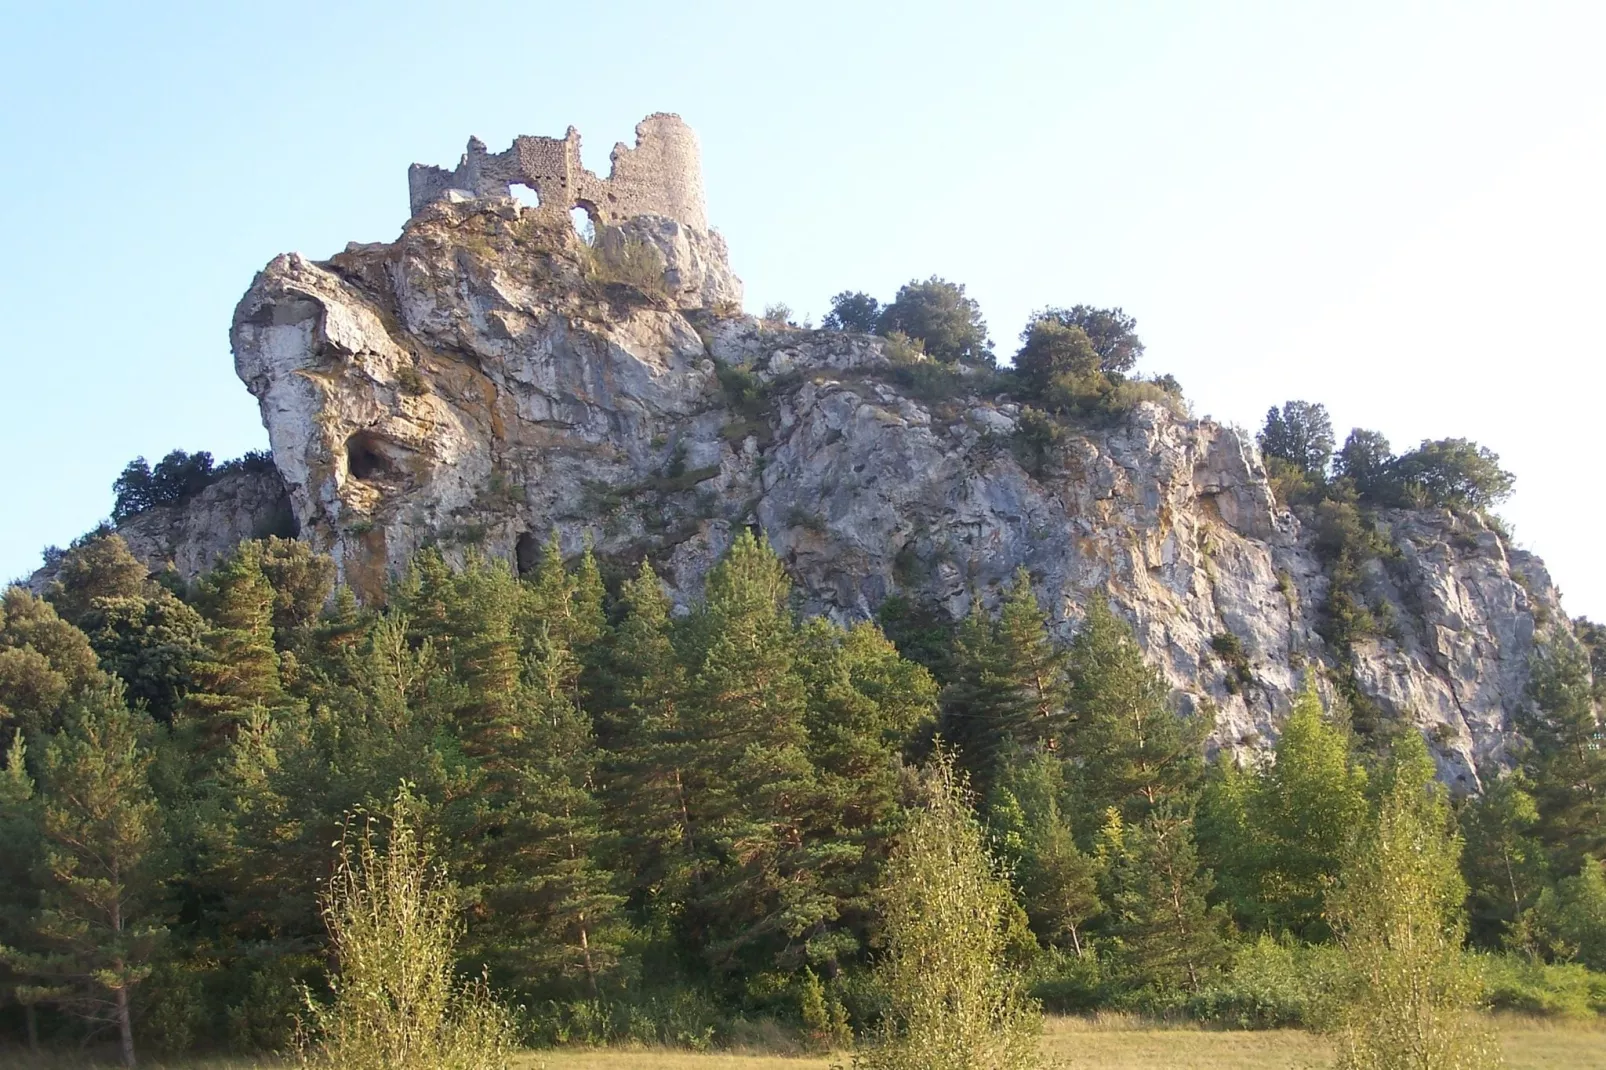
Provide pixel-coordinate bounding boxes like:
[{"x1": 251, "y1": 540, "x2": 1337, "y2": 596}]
[
  {"x1": 115, "y1": 985, "x2": 136, "y2": 1068},
  {"x1": 25, "y1": 1002, "x2": 38, "y2": 1054}
]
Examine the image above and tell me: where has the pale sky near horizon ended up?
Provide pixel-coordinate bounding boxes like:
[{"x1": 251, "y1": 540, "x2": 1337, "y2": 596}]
[{"x1": 2, "y1": 2, "x2": 1603, "y2": 617}]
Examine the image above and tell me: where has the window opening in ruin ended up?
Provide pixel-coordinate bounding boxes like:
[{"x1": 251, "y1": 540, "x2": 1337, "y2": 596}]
[
  {"x1": 569, "y1": 205, "x2": 596, "y2": 245},
  {"x1": 507, "y1": 183, "x2": 540, "y2": 210},
  {"x1": 345, "y1": 432, "x2": 391, "y2": 481},
  {"x1": 515, "y1": 532, "x2": 540, "y2": 576}
]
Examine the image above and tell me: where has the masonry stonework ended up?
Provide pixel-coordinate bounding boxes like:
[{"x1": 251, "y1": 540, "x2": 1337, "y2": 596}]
[{"x1": 407, "y1": 112, "x2": 709, "y2": 231}]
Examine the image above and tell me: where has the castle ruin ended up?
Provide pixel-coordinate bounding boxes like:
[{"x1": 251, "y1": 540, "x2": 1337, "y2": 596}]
[{"x1": 408, "y1": 112, "x2": 709, "y2": 232}]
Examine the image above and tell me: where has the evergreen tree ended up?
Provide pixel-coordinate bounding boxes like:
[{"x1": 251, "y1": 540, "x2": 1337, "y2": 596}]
[
  {"x1": 1327, "y1": 731, "x2": 1498, "y2": 1070},
  {"x1": 1459, "y1": 772, "x2": 1548, "y2": 951},
  {"x1": 1, "y1": 587, "x2": 107, "y2": 739},
  {"x1": 989, "y1": 752, "x2": 1100, "y2": 956},
  {"x1": 939, "y1": 571, "x2": 1067, "y2": 800},
  {"x1": 1064, "y1": 599, "x2": 1204, "y2": 821},
  {"x1": 185, "y1": 543, "x2": 286, "y2": 749},
  {"x1": 1520, "y1": 634, "x2": 1606, "y2": 871},
  {"x1": 677, "y1": 531, "x2": 825, "y2": 976},
  {"x1": 796, "y1": 617, "x2": 936, "y2": 968},
  {"x1": 0, "y1": 690, "x2": 167, "y2": 1067},
  {"x1": 0, "y1": 730, "x2": 48, "y2": 1053},
  {"x1": 596, "y1": 561, "x2": 695, "y2": 907},
  {"x1": 1106, "y1": 805, "x2": 1227, "y2": 992}
]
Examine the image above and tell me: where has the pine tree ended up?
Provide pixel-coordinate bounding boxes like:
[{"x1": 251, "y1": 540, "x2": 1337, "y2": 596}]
[
  {"x1": 854, "y1": 752, "x2": 1040, "y2": 1070},
  {"x1": 678, "y1": 531, "x2": 825, "y2": 975},
  {"x1": 0, "y1": 690, "x2": 167, "y2": 1067},
  {"x1": 596, "y1": 561, "x2": 695, "y2": 906},
  {"x1": 939, "y1": 571, "x2": 1067, "y2": 799},
  {"x1": 1521, "y1": 634, "x2": 1606, "y2": 871},
  {"x1": 796, "y1": 617, "x2": 937, "y2": 968},
  {"x1": 1106, "y1": 805, "x2": 1226, "y2": 992},
  {"x1": 1327, "y1": 731, "x2": 1499, "y2": 1070},
  {"x1": 0, "y1": 730, "x2": 48, "y2": 1053},
  {"x1": 1064, "y1": 598, "x2": 1204, "y2": 821},
  {"x1": 185, "y1": 543, "x2": 286, "y2": 749},
  {"x1": 989, "y1": 752, "x2": 1100, "y2": 956}
]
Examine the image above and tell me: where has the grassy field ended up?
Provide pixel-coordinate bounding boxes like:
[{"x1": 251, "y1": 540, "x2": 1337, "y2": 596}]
[
  {"x1": 528, "y1": 1015, "x2": 1606, "y2": 1070},
  {"x1": 8, "y1": 1015, "x2": 1605, "y2": 1069}
]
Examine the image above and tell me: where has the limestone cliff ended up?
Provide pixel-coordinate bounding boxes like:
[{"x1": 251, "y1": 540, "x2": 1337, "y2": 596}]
[{"x1": 223, "y1": 188, "x2": 1565, "y2": 792}]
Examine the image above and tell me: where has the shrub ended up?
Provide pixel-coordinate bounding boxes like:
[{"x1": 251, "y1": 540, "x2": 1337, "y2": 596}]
[
  {"x1": 1023, "y1": 306, "x2": 1144, "y2": 376},
  {"x1": 877, "y1": 277, "x2": 992, "y2": 365},
  {"x1": 824, "y1": 291, "x2": 882, "y2": 332},
  {"x1": 1480, "y1": 953, "x2": 1606, "y2": 1018},
  {"x1": 296, "y1": 790, "x2": 518, "y2": 1070},
  {"x1": 585, "y1": 228, "x2": 667, "y2": 296},
  {"x1": 854, "y1": 752, "x2": 1040, "y2": 1070}
]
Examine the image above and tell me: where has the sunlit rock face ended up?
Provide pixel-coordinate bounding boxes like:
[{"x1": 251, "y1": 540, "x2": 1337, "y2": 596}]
[{"x1": 221, "y1": 195, "x2": 1566, "y2": 792}]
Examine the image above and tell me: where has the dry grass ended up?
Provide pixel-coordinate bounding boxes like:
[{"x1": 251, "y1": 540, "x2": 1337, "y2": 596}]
[{"x1": 7, "y1": 1015, "x2": 1604, "y2": 1069}]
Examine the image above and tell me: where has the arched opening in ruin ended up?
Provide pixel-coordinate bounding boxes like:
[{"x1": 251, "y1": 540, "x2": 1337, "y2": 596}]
[
  {"x1": 515, "y1": 531, "x2": 540, "y2": 576},
  {"x1": 570, "y1": 204, "x2": 597, "y2": 245},
  {"x1": 345, "y1": 431, "x2": 393, "y2": 482},
  {"x1": 507, "y1": 183, "x2": 541, "y2": 210}
]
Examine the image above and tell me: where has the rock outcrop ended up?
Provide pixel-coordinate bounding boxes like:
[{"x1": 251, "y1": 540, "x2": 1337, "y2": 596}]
[{"x1": 223, "y1": 189, "x2": 1565, "y2": 791}]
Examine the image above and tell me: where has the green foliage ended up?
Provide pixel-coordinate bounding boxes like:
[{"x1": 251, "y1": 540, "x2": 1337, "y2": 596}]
[
  {"x1": 1334, "y1": 429, "x2": 1395, "y2": 499},
  {"x1": 1200, "y1": 683, "x2": 1368, "y2": 940},
  {"x1": 1259, "y1": 401, "x2": 1335, "y2": 478},
  {"x1": 1459, "y1": 773, "x2": 1548, "y2": 950},
  {"x1": 1104, "y1": 805, "x2": 1230, "y2": 993},
  {"x1": 876, "y1": 277, "x2": 992, "y2": 365},
  {"x1": 296, "y1": 789, "x2": 518, "y2": 1070},
  {"x1": 1533, "y1": 858, "x2": 1606, "y2": 971},
  {"x1": 1480, "y1": 952, "x2": 1606, "y2": 1018},
  {"x1": 1064, "y1": 598, "x2": 1204, "y2": 820},
  {"x1": 1383, "y1": 438, "x2": 1515, "y2": 511},
  {"x1": 939, "y1": 570, "x2": 1068, "y2": 799},
  {"x1": 0, "y1": 690, "x2": 166, "y2": 1068},
  {"x1": 824, "y1": 291, "x2": 882, "y2": 333},
  {"x1": 1027, "y1": 306, "x2": 1145, "y2": 376},
  {"x1": 1521, "y1": 634, "x2": 1606, "y2": 871},
  {"x1": 111, "y1": 449, "x2": 275, "y2": 521},
  {"x1": 853, "y1": 752, "x2": 1041, "y2": 1070},
  {"x1": 1327, "y1": 731, "x2": 1500, "y2": 1070}
]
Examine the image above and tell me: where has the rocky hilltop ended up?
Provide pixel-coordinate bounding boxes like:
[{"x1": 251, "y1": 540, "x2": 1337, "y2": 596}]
[{"x1": 94, "y1": 114, "x2": 1571, "y2": 790}]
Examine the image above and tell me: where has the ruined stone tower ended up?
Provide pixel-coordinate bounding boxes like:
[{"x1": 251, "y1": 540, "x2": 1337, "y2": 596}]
[{"x1": 408, "y1": 112, "x2": 709, "y2": 231}]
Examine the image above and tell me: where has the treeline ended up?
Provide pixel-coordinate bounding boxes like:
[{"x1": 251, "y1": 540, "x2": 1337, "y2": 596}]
[{"x1": 1, "y1": 527, "x2": 1604, "y2": 1062}]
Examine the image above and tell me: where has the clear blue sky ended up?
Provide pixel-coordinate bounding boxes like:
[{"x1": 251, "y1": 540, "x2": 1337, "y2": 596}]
[{"x1": 3, "y1": 2, "x2": 1603, "y2": 617}]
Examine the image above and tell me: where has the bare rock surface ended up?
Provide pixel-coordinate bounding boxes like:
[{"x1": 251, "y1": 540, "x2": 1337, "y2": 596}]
[{"x1": 222, "y1": 199, "x2": 1566, "y2": 789}]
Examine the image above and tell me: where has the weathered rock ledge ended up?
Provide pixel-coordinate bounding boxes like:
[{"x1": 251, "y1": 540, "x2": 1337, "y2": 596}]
[{"x1": 213, "y1": 200, "x2": 1566, "y2": 790}]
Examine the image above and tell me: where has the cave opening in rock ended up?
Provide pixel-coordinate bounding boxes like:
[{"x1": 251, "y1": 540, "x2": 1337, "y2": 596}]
[
  {"x1": 515, "y1": 531, "x2": 540, "y2": 576},
  {"x1": 346, "y1": 432, "x2": 391, "y2": 481}
]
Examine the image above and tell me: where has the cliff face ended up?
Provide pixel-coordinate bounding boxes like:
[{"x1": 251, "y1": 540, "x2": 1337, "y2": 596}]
[{"x1": 224, "y1": 197, "x2": 1563, "y2": 790}]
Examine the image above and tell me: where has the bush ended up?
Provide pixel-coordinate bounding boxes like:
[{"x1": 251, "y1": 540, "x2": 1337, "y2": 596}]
[
  {"x1": 824, "y1": 291, "x2": 882, "y2": 333},
  {"x1": 1023, "y1": 306, "x2": 1144, "y2": 376},
  {"x1": 877, "y1": 277, "x2": 992, "y2": 365},
  {"x1": 296, "y1": 791, "x2": 518, "y2": 1070},
  {"x1": 1480, "y1": 953, "x2": 1606, "y2": 1018}
]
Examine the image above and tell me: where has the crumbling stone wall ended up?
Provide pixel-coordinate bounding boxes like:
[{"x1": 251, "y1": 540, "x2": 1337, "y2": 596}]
[{"x1": 408, "y1": 112, "x2": 708, "y2": 231}]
